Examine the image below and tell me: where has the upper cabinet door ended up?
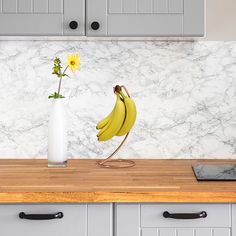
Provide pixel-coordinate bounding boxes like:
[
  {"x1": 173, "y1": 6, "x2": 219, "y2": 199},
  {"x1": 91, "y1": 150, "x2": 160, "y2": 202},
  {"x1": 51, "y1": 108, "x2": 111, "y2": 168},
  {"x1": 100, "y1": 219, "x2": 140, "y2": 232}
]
[
  {"x1": 0, "y1": 0, "x2": 85, "y2": 35},
  {"x1": 86, "y1": 0, "x2": 204, "y2": 36}
]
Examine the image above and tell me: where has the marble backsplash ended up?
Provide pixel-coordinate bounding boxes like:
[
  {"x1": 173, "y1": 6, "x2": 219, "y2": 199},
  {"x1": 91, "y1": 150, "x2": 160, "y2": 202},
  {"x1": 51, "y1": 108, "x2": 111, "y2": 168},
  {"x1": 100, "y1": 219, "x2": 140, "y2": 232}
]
[{"x1": 0, "y1": 41, "x2": 235, "y2": 159}]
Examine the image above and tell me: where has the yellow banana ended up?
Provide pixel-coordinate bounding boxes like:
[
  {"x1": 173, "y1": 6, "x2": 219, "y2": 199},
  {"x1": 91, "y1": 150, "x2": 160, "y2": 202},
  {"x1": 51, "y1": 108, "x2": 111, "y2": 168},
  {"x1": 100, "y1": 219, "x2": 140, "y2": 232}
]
[
  {"x1": 98, "y1": 94, "x2": 126, "y2": 141},
  {"x1": 97, "y1": 111, "x2": 113, "y2": 137},
  {"x1": 116, "y1": 91, "x2": 137, "y2": 136},
  {"x1": 96, "y1": 110, "x2": 113, "y2": 130}
]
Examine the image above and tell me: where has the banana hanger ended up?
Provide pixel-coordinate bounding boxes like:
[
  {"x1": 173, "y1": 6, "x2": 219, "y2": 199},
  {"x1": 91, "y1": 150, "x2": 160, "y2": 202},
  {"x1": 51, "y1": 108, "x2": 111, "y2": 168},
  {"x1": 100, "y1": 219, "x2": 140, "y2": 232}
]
[{"x1": 97, "y1": 85, "x2": 136, "y2": 169}]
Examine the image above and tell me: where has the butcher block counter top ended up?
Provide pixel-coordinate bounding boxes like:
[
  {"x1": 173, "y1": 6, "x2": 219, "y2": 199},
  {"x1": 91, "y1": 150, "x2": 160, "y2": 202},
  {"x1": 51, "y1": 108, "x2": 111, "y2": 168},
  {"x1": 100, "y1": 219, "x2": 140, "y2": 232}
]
[{"x1": 0, "y1": 159, "x2": 235, "y2": 203}]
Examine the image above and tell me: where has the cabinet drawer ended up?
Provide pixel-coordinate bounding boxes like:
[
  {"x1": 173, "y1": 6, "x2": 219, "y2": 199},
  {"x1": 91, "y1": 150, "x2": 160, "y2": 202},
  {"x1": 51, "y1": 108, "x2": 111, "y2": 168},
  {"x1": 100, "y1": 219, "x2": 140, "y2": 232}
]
[
  {"x1": 0, "y1": 204, "x2": 112, "y2": 236},
  {"x1": 0, "y1": 204, "x2": 86, "y2": 236},
  {"x1": 141, "y1": 204, "x2": 231, "y2": 228}
]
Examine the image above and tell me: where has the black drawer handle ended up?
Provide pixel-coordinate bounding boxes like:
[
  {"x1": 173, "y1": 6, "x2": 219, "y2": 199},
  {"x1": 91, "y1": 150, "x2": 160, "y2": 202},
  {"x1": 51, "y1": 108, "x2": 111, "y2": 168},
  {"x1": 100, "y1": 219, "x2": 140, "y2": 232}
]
[
  {"x1": 19, "y1": 212, "x2": 63, "y2": 220},
  {"x1": 163, "y1": 211, "x2": 207, "y2": 219}
]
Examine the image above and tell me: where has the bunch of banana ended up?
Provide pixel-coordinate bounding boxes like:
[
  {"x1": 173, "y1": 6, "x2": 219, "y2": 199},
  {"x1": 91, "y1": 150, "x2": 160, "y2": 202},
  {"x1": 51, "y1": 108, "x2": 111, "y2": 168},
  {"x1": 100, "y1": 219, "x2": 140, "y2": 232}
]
[{"x1": 96, "y1": 85, "x2": 137, "y2": 142}]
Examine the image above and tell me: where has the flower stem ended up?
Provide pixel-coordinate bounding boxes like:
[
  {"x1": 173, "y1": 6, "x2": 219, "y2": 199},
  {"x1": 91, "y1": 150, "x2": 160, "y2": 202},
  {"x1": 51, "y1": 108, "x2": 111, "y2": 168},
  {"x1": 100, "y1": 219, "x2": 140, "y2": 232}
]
[
  {"x1": 57, "y1": 77, "x2": 62, "y2": 95},
  {"x1": 57, "y1": 66, "x2": 68, "y2": 96}
]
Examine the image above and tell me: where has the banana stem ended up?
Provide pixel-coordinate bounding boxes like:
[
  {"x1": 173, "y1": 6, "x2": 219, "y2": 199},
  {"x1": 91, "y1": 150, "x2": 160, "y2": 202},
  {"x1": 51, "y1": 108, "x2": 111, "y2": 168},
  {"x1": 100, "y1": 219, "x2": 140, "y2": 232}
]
[
  {"x1": 114, "y1": 85, "x2": 122, "y2": 94},
  {"x1": 121, "y1": 85, "x2": 131, "y2": 97}
]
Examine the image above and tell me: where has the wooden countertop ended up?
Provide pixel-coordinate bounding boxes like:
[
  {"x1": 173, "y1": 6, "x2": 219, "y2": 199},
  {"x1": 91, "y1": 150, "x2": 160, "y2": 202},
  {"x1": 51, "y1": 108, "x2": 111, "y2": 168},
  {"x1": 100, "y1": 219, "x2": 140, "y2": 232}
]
[{"x1": 0, "y1": 159, "x2": 235, "y2": 203}]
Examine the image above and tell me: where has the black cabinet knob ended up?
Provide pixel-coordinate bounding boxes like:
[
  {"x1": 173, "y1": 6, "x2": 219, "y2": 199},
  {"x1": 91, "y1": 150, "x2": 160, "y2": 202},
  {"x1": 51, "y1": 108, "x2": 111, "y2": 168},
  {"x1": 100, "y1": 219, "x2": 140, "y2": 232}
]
[
  {"x1": 91, "y1": 21, "x2": 100, "y2": 30},
  {"x1": 69, "y1": 21, "x2": 78, "y2": 30}
]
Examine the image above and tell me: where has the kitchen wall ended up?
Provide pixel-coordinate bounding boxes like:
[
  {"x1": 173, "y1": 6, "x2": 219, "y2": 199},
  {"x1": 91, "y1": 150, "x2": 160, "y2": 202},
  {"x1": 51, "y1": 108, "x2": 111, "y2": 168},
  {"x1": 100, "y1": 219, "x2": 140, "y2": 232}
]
[
  {"x1": 206, "y1": 0, "x2": 236, "y2": 40},
  {"x1": 0, "y1": 41, "x2": 235, "y2": 159}
]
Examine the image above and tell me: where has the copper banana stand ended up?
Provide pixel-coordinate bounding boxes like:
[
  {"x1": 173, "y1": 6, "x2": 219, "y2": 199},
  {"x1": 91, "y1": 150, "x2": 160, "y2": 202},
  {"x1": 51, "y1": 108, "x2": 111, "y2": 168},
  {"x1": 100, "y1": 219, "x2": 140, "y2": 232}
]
[
  {"x1": 97, "y1": 132, "x2": 135, "y2": 168},
  {"x1": 97, "y1": 85, "x2": 136, "y2": 169}
]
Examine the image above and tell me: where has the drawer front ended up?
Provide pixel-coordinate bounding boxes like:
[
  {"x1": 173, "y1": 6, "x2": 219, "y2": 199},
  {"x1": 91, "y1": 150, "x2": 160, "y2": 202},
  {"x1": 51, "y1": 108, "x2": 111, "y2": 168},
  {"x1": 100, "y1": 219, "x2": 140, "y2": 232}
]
[
  {"x1": 0, "y1": 204, "x2": 86, "y2": 236},
  {"x1": 141, "y1": 204, "x2": 231, "y2": 228},
  {"x1": 0, "y1": 204, "x2": 112, "y2": 236}
]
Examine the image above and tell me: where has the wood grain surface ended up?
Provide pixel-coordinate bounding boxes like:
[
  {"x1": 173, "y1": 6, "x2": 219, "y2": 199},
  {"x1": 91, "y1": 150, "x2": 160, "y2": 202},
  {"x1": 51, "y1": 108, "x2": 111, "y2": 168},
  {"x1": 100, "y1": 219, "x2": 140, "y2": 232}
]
[{"x1": 0, "y1": 159, "x2": 235, "y2": 203}]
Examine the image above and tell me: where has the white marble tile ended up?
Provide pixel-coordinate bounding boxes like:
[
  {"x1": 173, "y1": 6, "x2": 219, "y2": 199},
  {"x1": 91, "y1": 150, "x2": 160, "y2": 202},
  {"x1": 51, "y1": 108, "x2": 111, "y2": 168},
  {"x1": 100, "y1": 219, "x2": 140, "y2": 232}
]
[{"x1": 0, "y1": 41, "x2": 235, "y2": 159}]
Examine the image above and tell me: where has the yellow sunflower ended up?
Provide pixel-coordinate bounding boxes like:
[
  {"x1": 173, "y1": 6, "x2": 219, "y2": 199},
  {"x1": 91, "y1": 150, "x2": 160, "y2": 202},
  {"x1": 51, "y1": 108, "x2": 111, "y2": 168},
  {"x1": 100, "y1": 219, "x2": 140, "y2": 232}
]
[{"x1": 67, "y1": 54, "x2": 80, "y2": 73}]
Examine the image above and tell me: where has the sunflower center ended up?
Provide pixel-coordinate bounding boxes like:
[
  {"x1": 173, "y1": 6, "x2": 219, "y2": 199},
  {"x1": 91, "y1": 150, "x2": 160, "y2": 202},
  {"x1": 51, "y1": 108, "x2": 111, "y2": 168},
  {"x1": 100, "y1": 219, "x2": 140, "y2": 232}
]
[{"x1": 70, "y1": 61, "x2": 75, "y2": 65}]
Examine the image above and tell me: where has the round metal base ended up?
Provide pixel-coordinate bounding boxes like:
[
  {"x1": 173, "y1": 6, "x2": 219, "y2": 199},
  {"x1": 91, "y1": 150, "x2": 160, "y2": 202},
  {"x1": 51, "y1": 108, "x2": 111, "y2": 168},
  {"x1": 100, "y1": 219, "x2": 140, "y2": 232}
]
[{"x1": 97, "y1": 159, "x2": 135, "y2": 169}]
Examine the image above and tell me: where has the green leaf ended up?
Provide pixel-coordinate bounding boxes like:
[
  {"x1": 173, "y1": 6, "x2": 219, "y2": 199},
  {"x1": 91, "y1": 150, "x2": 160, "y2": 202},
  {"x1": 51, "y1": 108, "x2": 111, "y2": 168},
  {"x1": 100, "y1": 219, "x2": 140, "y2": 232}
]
[
  {"x1": 52, "y1": 57, "x2": 62, "y2": 76},
  {"x1": 48, "y1": 92, "x2": 65, "y2": 99},
  {"x1": 54, "y1": 57, "x2": 61, "y2": 65}
]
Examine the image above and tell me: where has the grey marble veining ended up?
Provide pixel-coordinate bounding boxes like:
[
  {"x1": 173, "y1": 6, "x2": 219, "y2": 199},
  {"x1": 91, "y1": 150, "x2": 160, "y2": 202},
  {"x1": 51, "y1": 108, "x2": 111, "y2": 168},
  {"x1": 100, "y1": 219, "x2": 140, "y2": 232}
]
[{"x1": 0, "y1": 41, "x2": 235, "y2": 159}]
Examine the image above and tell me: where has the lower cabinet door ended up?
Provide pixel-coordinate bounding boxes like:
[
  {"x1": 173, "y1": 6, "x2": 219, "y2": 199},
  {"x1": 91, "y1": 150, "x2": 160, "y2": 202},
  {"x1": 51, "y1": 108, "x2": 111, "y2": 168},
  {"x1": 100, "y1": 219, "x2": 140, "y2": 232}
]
[
  {"x1": 115, "y1": 203, "x2": 232, "y2": 236},
  {"x1": 233, "y1": 204, "x2": 236, "y2": 236},
  {"x1": 0, "y1": 204, "x2": 112, "y2": 236},
  {"x1": 141, "y1": 228, "x2": 231, "y2": 236}
]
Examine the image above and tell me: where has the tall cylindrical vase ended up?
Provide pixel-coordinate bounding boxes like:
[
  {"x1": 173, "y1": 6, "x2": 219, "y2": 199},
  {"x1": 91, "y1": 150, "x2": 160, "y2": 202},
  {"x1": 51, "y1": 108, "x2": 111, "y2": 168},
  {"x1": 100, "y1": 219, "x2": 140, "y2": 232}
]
[{"x1": 48, "y1": 99, "x2": 68, "y2": 167}]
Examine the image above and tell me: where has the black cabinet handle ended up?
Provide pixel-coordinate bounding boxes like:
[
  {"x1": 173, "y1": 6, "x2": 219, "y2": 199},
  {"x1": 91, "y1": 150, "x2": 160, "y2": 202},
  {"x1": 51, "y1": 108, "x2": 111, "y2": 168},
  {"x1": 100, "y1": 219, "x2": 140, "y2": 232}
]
[
  {"x1": 91, "y1": 21, "x2": 100, "y2": 30},
  {"x1": 163, "y1": 211, "x2": 207, "y2": 219},
  {"x1": 69, "y1": 21, "x2": 78, "y2": 30},
  {"x1": 19, "y1": 212, "x2": 63, "y2": 220}
]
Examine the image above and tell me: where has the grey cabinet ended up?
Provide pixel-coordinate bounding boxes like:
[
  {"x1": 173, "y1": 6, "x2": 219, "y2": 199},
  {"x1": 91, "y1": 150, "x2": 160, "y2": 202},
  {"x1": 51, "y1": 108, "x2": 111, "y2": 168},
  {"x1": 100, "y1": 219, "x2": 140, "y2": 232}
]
[
  {"x1": 233, "y1": 204, "x2": 236, "y2": 236},
  {"x1": 1, "y1": 202, "x2": 234, "y2": 235},
  {"x1": 86, "y1": 0, "x2": 204, "y2": 36},
  {"x1": 0, "y1": 203, "x2": 112, "y2": 236},
  {"x1": 0, "y1": 0, "x2": 204, "y2": 36},
  {"x1": 0, "y1": 0, "x2": 85, "y2": 35},
  {"x1": 115, "y1": 203, "x2": 232, "y2": 236},
  {"x1": 115, "y1": 203, "x2": 140, "y2": 236}
]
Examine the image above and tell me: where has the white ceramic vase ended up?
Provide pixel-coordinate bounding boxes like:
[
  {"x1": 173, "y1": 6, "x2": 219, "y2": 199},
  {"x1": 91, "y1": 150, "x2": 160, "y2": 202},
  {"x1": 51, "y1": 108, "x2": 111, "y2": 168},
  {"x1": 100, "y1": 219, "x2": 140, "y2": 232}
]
[{"x1": 48, "y1": 99, "x2": 68, "y2": 167}]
